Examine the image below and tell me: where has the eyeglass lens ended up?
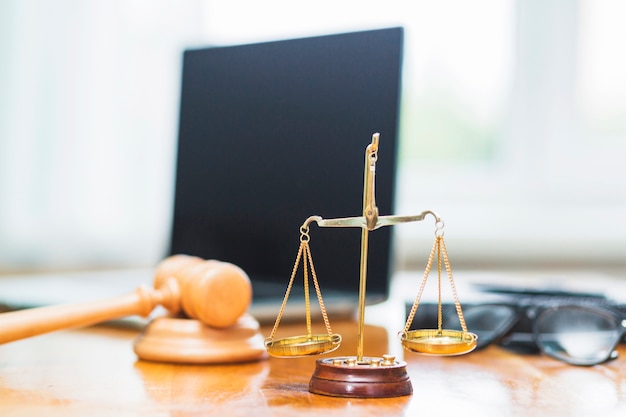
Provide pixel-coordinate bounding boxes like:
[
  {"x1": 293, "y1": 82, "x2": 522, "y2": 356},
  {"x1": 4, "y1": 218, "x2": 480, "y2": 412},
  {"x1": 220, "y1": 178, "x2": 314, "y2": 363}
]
[
  {"x1": 443, "y1": 304, "x2": 518, "y2": 349},
  {"x1": 534, "y1": 307, "x2": 621, "y2": 365}
]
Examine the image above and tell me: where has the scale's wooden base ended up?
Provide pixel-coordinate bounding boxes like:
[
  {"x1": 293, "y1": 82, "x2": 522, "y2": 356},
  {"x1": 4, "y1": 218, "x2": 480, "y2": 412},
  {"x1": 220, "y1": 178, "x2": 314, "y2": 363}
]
[
  {"x1": 133, "y1": 314, "x2": 268, "y2": 364},
  {"x1": 308, "y1": 356, "x2": 412, "y2": 398}
]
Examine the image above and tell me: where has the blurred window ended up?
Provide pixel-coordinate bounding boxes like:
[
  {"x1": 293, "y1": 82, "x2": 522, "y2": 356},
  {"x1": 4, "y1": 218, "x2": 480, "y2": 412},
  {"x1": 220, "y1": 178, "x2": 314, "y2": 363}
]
[{"x1": 1, "y1": 0, "x2": 624, "y2": 271}]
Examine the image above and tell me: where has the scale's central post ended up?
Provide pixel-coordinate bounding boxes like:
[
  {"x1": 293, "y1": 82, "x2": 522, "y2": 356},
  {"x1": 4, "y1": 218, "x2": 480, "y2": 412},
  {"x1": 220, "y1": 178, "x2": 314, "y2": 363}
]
[{"x1": 357, "y1": 133, "x2": 380, "y2": 361}]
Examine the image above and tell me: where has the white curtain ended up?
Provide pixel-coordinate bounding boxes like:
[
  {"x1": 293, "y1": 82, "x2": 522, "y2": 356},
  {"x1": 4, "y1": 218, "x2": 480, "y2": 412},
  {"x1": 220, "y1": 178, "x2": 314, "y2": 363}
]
[
  {"x1": 0, "y1": 0, "x2": 208, "y2": 269},
  {"x1": 2, "y1": 0, "x2": 625, "y2": 272}
]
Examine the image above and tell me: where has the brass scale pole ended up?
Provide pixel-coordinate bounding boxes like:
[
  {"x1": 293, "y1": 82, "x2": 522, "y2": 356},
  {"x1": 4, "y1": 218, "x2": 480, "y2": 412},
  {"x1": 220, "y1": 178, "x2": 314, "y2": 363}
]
[{"x1": 308, "y1": 133, "x2": 440, "y2": 361}]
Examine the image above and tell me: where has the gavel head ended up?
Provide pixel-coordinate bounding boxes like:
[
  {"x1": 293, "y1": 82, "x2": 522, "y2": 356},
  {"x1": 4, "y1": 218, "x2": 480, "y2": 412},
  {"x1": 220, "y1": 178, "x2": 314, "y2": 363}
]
[{"x1": 154, "y1": 255, "x2": 252, "y2": 329}]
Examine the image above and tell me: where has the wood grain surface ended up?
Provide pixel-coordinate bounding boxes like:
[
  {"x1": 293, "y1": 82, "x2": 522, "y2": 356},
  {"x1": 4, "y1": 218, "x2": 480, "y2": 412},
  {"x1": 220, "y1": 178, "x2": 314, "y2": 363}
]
[{"x1": 1, "y1": 318, "x2": 625, "y2": 417}]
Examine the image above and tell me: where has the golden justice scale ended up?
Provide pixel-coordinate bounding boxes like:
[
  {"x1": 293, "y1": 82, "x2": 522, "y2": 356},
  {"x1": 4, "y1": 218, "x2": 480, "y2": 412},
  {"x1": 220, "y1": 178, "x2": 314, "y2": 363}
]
[
  {"x1": 264, "y1": 133, "x2": 477, "y2": 398},
  {"x1": 0, "y1": 132, "x2": 475, "y2": 399}
]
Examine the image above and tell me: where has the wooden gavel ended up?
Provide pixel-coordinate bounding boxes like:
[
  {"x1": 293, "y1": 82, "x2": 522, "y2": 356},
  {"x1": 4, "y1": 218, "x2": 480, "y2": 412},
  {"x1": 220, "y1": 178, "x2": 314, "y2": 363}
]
[{"x1": 0, "y1": 254, "x2": 253, "y2": 345}]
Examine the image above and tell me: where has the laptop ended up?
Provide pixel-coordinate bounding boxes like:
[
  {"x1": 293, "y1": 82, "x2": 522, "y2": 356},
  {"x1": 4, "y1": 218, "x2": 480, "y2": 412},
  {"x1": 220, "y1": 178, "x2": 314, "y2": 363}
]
[
  {"x1": 0, "y1": 27, "x2": 404, "y2": 324},
  {"x1": 172, "y1": 27, "x2": 404, "y2": 320}
]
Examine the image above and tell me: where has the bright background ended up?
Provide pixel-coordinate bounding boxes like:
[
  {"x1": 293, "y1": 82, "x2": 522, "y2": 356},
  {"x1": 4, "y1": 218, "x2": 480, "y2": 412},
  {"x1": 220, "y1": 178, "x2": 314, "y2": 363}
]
[{"x1": 1, "y1": 0, "x2": 625, "y2": 273}]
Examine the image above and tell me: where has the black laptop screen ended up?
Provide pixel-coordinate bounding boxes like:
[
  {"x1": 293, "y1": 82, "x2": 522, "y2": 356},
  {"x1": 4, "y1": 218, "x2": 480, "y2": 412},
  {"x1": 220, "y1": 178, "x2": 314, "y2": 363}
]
[{"x1": 170, "y1": 27, "x2": 404, "y2": 305}]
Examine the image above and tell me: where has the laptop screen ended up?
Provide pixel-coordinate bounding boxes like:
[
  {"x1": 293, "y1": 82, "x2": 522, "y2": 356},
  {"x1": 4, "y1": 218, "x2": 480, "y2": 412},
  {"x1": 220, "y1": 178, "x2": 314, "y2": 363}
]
[{"x1": 170, "y1": 27, "x2": 404, "y2": 311}]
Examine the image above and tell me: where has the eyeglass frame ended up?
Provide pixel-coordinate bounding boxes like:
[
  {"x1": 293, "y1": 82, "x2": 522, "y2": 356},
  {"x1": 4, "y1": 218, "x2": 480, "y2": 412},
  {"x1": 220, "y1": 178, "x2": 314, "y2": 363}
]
[{"x1": 442, "y1": 299, "x2": 626, "y2": 366}]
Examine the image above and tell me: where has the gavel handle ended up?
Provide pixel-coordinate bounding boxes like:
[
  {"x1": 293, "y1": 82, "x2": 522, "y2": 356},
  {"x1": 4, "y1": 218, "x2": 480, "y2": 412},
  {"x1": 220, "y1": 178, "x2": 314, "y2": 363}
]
[{"x1": 0, "y1": 283, "x2": 178, "y2": 345}]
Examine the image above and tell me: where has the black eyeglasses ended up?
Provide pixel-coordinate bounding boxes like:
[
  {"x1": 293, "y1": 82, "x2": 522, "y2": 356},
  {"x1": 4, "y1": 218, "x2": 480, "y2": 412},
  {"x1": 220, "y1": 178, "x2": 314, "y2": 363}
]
[{"x1": 443, "y1": 302, "x2": 626, "y2": 366}]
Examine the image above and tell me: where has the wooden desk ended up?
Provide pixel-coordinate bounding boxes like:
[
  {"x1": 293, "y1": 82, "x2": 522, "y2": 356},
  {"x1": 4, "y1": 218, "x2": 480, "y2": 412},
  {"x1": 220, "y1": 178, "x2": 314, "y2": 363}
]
[{"x1": 1, "y1": 318, "x2": 625, "y2": 417}]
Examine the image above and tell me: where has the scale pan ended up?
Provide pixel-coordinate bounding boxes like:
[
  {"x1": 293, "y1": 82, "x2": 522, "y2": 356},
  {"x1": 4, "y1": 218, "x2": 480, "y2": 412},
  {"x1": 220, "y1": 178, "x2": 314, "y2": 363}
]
[
  {"x1": 265, "y1": 334, "x2": 342, "y2": 357},
  {"x1": 400, "y1": 329, "x2": 477, "y2": 356}
]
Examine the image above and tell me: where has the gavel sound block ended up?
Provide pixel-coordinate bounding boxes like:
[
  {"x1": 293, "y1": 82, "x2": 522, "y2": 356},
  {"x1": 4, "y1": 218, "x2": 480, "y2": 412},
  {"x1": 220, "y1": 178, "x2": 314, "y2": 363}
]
[{"x1": 0, "y1": 255, "x2": 268, "y2": 364}]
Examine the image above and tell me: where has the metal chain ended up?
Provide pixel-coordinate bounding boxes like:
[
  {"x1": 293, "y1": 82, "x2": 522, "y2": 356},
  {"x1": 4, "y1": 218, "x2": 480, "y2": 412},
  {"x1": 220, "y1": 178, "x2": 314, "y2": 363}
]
[
  {"x1": 303, "y1": 241, "x2": 311, "y2": 337},
  {"x1": 267, "y1": 237, "x2": 305, "y2": 340},
  {"x1": 306, "y1": 244, "x2": 334, "y2": 337},
  {"x1": 267, "y1": 224, "x2": 335, "y2": 340},
  {"x1": 437, "y1": 236, "x2": 443, "y2": 332},
  {"x1": 403, "y1": 237, "x2": 438, "y2": 334},
  {"x1": 440, "y1": 237, "x2": 469, "y2": 333},
  {"x1": 403, "y1": 220, "x2": 469, "y2": 335}
]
